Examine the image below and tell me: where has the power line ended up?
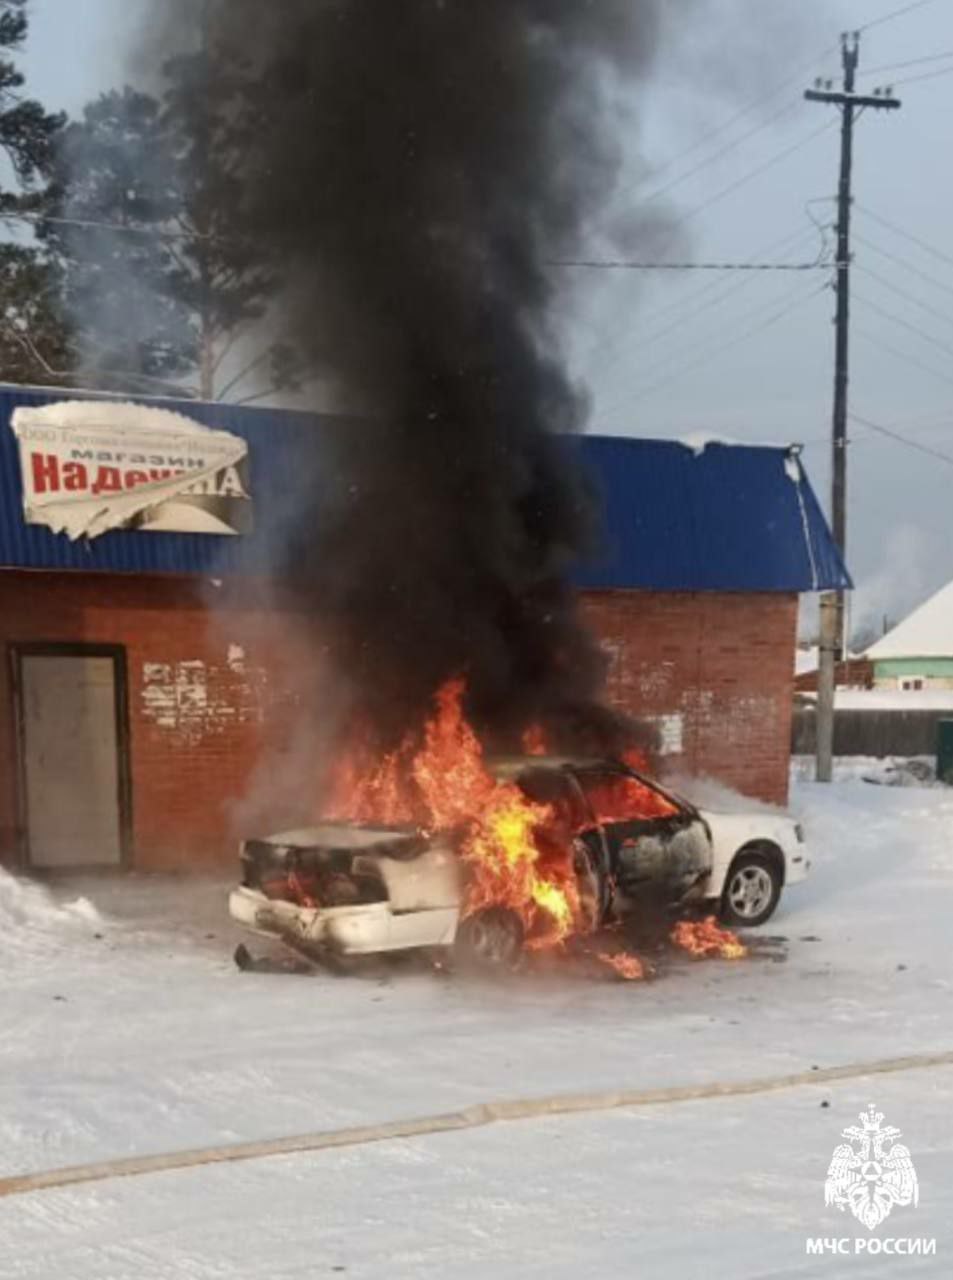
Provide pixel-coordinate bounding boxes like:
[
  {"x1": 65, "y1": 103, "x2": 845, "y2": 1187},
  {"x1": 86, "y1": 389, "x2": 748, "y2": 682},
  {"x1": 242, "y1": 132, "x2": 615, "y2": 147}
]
[
  {"x1": 632, "y1": 100, "x2": 801, "y2": 207},
  {"x1": 849, "y1": 410, "x2": 953, "y2": 466},
  {"x1": 892, "y1": 63, "x2": 953, "y2": 88},
  {"x1": 580, "y1": 223, "x2": 818, "y2": 373},
  {"x1": 802, "y1": 413, "x2": 953, "y2": 447},
  {"x1": 854, "y1": 325, "x2": 953, "y2": 389},
  {"x1": 857, "y1": 204, "x2": 953, "y2": 271},
  {"x1": 858, "y1": 49, "x2": 953, "y2": 76},
  {"x1": 592, "y1": 281, "x2": 828, "y2": 426},
  {"x1": 859, "y1": 49, "x2": 951, "y2": 75},
  {"x1": 608, "y1": 42, "x2": 839, "y2": 205},
  {"x1": 584, "y1": 227, "x2": 818, "y2": 369},
  {"x1": 590, "y1": 119, "x2": 837, "y2": 329},
  {"x1": 854, "y1": 290, "x2": 953, "y2": 362},
  {"x1": 854, "y1": 230, "x2": 953, "y2": 302},
  {"x1": 552, "y1": 256, "x2": 828, "y2": 272},
  {"x1": 859, "y1": 0, "x2": 937, "y2": 33},
  {"x1": 669, "y1": 119, "x2": 838, "y2": 231},
  {"x1": 585, "y1": 226, "x2": 826, "y2": 390},
  {"x1": 854, "y1": 262, "x2": 953, "y2": 330}
]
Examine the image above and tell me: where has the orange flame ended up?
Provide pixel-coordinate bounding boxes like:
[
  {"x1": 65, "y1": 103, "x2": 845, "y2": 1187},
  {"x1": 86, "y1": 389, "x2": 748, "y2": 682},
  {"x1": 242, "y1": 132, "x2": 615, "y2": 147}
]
[
  {"x1": 671, "y1": 916, "x2": 747, "y2": 960},
  {"x1": 597, "y1": 951, "x2": 645, "y2": 981},
  {"x1": 326, "y1": 678, "x2": 579, "y2": 947},
  {"x1": 521, "y1": 724, "x2": 548, "y2": 756}
]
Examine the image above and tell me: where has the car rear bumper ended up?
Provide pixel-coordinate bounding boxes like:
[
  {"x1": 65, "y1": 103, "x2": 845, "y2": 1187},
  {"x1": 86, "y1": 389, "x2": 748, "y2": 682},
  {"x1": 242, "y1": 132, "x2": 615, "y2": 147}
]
[{"x1": 229, "y1": 886, "x2": 460, "y2": 955}]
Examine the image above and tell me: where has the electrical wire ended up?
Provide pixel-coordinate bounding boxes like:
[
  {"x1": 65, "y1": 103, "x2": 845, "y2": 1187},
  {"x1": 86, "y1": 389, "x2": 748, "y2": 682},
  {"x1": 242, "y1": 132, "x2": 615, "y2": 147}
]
[
  {"x1": 2, "y1": 120, "x2": 836, "y2": 255},
  {"x1": 667, "y1": 119, "x2": 838, "y2": 232},
  {"x1": 854, "y1": 325, "x2": 953, "y2": 390},
  {"x1": 631, "y1": 99, "x2": 802, "y2": 208},
  {"x1": 854, "y1": 291, "x2": 953, "y2": 363},
  {"x1": 891, "y1": 63, "x2": 953, "y2": 88},
  {"x1": 853, "y1": 263, "x2": 953, "y2": 331},
  {"x1": 849, "y1": 410, "x2": 953, "y2": 466},
  {"x1": 607, "y1": 41, "x2": 839, "y2": 205},
  {"x1": 581, "y1": 131, "x2": 836, "y2": 376},
  {"x1": 584, "y1": 225, "x2": 822, "y2": 383},
  {"x1": 854, "y1": 231, "x2": 953, "y2": 302},
  {"x1": 857, "y1": 205, "x2": 953, "y2": 272},
  {"x1": 857, "y1": 48, "x2": 953, "y2": 76},
  {"x1": 801, "y1": 414, "x2": 953, "y2": 448},
  {"x1": 859, "y1": 0, "x2": 937, "y2": 33},
  {"x1": 552, "y1": 257, "x2": 827, "y2": 271},
  {"x1": 592, "y1": 281, "x2": 828, "y2": 427}
]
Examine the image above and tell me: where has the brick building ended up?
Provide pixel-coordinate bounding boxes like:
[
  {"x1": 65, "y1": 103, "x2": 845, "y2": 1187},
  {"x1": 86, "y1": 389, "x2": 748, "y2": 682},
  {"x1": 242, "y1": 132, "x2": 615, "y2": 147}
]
[{"x1": 0, "y1": 388, "x2": 848, "y2": 873}]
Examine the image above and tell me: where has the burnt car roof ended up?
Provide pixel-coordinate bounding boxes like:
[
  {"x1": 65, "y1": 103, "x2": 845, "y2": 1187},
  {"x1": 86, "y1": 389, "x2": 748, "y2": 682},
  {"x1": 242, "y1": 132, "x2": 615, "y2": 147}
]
[
  {"x1": 488, "y1": 755, "x2": 616, "y2": 779},
  {"x1": 489, "y1": 755, "x2": 695, "y2": 816}
]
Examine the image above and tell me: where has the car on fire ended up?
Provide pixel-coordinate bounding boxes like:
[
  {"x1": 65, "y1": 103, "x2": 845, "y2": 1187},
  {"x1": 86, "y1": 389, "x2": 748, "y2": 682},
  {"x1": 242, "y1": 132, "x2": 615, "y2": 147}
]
[{"x1": 228, "y1": 757, "x2": 810, "y2": 968}]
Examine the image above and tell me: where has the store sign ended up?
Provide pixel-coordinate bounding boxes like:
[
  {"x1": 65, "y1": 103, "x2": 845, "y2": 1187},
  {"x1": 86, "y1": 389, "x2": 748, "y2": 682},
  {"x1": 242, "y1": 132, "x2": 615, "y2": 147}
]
[{"x1": 10, "y1": 401, "x2": 252, "y2": 540}]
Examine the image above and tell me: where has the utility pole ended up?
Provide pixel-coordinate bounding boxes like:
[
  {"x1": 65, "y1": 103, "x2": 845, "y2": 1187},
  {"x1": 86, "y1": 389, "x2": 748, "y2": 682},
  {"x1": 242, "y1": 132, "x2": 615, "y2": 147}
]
[{"x1": 805, "y1": 33, "x2": 900, "y2": 782}]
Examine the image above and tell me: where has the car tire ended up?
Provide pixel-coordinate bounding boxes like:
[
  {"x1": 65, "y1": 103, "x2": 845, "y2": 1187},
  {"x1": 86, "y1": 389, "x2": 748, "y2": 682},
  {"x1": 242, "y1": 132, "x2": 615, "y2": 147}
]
[
  {"x1": 573, "y1": 835, "x2": 609, "y2": 932},
  {"x1": 454, "y1": 907, "x2": 524, "y2": 972},
  {"x1": 720, "y1": 850, "x2": 782, "y2": 928}
]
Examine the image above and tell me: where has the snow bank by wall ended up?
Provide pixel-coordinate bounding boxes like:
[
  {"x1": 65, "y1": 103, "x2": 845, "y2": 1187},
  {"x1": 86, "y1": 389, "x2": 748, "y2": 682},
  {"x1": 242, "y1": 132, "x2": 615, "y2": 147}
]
[{"x1": 0, "y1": 870, "x2": 100, "y2": 966}]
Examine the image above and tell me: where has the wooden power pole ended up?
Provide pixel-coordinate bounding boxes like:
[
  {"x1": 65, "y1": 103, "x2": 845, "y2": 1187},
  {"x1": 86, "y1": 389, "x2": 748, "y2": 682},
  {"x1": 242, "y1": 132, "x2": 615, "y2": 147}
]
[{"x1": 805, "y1": 33, "x2": 900, "y2": 782}]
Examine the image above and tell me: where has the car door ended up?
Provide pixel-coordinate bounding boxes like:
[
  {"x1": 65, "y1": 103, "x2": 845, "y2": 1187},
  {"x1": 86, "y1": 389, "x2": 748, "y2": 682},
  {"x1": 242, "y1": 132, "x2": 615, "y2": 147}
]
[{"x1": 572, "y1": 766, "x2": 712, "y2": 898}]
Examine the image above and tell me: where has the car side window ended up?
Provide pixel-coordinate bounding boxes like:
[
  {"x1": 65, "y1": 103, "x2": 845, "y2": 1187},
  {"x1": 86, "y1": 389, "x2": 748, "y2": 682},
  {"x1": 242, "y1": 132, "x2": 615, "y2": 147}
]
[
  {"x1": 516, "y1": 767, "x2": 591, "y2": 832},
  {"x1": 578, "y1": 769, "x2": 678, "y2": 826}
]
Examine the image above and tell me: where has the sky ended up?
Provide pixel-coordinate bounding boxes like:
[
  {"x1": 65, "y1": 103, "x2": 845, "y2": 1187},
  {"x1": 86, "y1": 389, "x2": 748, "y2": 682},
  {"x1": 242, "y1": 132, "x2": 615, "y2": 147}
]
[{"x1": 16, "y1": 0, "x2": 953, "y2": 637}]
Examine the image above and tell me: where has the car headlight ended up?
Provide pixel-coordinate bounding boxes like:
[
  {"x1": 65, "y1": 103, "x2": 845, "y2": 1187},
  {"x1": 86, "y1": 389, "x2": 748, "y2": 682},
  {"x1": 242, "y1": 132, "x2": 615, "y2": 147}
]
[{"x1": 794, "y1": 822, "x2": 805, "y2": 844}]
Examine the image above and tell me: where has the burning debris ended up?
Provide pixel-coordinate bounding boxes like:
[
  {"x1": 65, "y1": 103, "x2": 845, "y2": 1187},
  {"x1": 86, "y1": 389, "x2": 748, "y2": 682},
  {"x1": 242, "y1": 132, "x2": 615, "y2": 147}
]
[
  {"x1": 671, "y1": 917, "x2": 748, "y2": 961},
  {"x1": 597, "y1": 951, "x2": 646, "y2": 982}
]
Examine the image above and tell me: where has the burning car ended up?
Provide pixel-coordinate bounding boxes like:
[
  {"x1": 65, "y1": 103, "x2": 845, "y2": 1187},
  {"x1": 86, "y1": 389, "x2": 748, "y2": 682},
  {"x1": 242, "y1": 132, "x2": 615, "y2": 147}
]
[{"x1": 228, "y1": 754, "x2": 809, "y2": 970}]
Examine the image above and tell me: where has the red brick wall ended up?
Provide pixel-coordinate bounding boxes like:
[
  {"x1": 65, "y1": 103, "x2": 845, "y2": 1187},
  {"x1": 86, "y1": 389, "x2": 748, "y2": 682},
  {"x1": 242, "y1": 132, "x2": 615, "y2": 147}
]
[
  {"x1": 0, "y1": 571, "x2": 327, "y2": 872},
  {"x1": 0, "y1": 572, "x2": 798, "y2": 872},
  {"x1": 582, "y1": 591, "x2": 798, "y2": 806}
]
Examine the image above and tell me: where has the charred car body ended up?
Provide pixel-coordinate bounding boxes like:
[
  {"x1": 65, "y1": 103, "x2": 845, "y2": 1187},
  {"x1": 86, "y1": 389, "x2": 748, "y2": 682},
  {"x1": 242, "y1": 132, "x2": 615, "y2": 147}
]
[{"x1": 229, "y1": 758, "x2": 809, "y2": 967}]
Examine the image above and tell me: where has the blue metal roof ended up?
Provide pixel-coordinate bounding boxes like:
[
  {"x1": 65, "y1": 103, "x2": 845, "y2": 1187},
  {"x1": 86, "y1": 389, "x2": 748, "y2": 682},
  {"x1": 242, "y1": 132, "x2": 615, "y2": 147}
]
[
  {"x1": 0, "y1": 385, "x2": 849, "y2": 592},
  {"x1": 573, "y1": 435, "x2": 851, "y2": 592}
]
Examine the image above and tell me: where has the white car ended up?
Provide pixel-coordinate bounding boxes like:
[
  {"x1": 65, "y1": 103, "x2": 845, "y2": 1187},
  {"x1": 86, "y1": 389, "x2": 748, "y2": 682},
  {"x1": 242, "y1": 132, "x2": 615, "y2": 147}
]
[{"x1": 229, "y1": 757, "x2": 809, "y2": 968}]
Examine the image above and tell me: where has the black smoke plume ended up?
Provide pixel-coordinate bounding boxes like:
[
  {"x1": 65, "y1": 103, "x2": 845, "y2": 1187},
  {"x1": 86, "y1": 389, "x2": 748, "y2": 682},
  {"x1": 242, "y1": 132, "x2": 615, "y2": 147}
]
[{"x1": 141, "y1": 2, "x2": 671, "y2": 753}]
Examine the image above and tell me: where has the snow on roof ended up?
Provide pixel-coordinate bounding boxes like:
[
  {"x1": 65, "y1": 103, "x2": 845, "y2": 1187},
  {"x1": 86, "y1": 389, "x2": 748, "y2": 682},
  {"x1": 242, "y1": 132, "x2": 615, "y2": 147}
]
[
  {"x1": 865, "y1": 577, "x2": 953, "y2": 660},
  {"x1": 677, "y1": 432, "x2": 743, "y2": 457},
  {"x1": 675, "y1": 432, "x2": 796, "y2": 457}
]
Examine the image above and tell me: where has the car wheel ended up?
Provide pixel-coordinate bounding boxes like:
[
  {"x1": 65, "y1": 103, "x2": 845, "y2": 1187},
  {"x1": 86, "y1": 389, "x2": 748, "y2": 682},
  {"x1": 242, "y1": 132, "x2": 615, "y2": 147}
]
[
  {"x1": 454, "y1": 907, "x2": 524, "y2": 972},
  {"x1": 720, "y1": 851, "x2": 781, "y2": 927},
  {"x1": 573, "y1": 836, "x2": 609, "y2": 932}
]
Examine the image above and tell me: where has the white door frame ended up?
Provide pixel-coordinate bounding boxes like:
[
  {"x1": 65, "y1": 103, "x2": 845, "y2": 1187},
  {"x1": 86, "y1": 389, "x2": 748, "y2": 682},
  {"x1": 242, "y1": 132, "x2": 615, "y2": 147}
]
[{"x1": 11, "y1": 642, "x2": 133, "y2": 871}]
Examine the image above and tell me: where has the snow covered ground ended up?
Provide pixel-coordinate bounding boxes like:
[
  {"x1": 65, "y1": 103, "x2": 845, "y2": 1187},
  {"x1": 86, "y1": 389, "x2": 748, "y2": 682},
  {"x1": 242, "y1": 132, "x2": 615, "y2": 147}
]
[{"x1": 1, "y1": 768, "x2": 951, "y2": 1278}]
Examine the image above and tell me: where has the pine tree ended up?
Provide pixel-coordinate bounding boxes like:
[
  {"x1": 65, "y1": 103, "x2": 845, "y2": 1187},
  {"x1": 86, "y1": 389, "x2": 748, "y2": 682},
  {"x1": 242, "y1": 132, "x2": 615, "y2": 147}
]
[
  {"x1": 0, "y1": 0, "x2": 69, "y2": 386},
  {"x1": 47, "y1": 88, "x2": 197, "y2": 392},
  {"x1": 50, "y1": 51, "x2": 299, "y2": 402}
]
